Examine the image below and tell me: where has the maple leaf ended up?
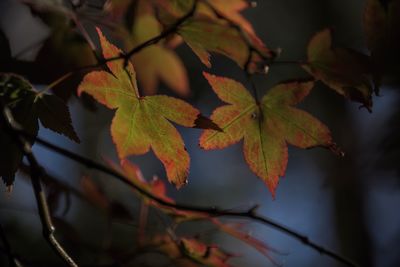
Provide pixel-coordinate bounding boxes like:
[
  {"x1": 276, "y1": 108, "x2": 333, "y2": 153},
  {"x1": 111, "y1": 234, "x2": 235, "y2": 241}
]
[
  {"x1": 78, "y1": 28, "x2": 210, "y2": 187},
  {"x1": 35, "y1": 94, "x2": 80, "y2": 142},
  {"x1": 154, "y1": 0, "x2": 275, "y2": 73},
  {"x1": 149, "y1": 234, "x2": 234, "y2": 267},
  {"x1": 206, "y1": 0, "x2": 256, "y2": 35},
  {"x1": 303, "y1": 29, "x2": 373, "y2": 111},
  {"x1": 0, "y1": 73, "x2": 78, "y2": 188},
  {"x1": 107, "y1": 159, "x2": 278, "y2": 263},
  {"x1": 126, "y1": 0, "x2": 189, "y2": 96},
  {"x1": 154, "y1": 0, "x2": 254, "y2": 33},
  {"x1": 211, "y1": 219, "x2": 279, "y2": 264},
  {"x1": 117, "y1": 159, "x2": 208, "y2": 220},
  {"x1": 200, "y1": 73, "x2": 334, "y2": 197}
]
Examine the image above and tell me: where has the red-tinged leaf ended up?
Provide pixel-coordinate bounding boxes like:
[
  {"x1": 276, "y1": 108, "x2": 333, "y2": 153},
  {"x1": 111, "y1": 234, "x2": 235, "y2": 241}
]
[
  {"x1": 120, "y1": 159, "x2": 173, "y2": 203},
  {"x1": 206, "y1": 0, "x2": 255, "y2": 35},
  {"x1": 110, "y1": 159, "x2": 207, "y2": 220},
  {"x1": 211, "y1": 219, "x2": 279, "y2": 265},
  {"x1": 81, "y1": 176, "x2": 109, "y2": 210},
  {"x1": 180, "y1": 17, "x2": 273, "y2": 73},
  {"x1": 181, "y1": 238, "x2": 234, "y2": 267},
  {"x1": 78, "y1": 28, "x2": 204, "y2": 187},
  {"x1": 303, "y1": 29, "x2": 373, "y2": 110},
  {"x1": 155, "y1": 0, "x2": 254, "y2": 34},
  {"x1": 180, "y1": 18, "x2": 245, "y2": 67},
  {"x1": 154, "y1": 0, "x2": 275, "y2": 73},
  {"x1": 127, "y1": 0, "x2": 189, "y2": 96},
  {"x1": 109, "y1": 160, "x2": 279, "y2": 264},
  {"x1": 149, "y1": 234, "x2": 234, "y2": 267},
  {"x1": 200, "y1": 73, "x2": 334, "y2": 197}
]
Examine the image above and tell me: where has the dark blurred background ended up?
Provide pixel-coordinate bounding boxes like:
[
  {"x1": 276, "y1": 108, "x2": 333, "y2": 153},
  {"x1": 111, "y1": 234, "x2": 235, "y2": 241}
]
[{"x1": 1, "y1": 0, "x2": 400, "y2": 266}]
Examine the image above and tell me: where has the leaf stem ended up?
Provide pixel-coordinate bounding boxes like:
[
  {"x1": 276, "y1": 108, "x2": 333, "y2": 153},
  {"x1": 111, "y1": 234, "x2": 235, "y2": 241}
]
[{"x1": 38, "y1": 72, "x2": 73, "y2": 96}]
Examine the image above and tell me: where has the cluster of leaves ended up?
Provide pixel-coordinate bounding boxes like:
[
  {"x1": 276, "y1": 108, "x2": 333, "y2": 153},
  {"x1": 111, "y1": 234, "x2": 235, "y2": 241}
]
[
  {"x1": 0, "y1": 0, "x2": 399, "y2": 265},
  {"x1": 77, "y1": 26, "x2": 336, "y2": 197},
  {"x1": 2, "y1": 0, "x2": 399, "y2": 196}
]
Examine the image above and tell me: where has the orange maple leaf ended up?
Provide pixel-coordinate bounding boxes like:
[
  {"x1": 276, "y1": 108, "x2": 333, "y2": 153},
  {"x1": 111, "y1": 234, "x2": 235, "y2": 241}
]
[
  {"x1": 200, "y1": 73, "x2": 334, "y2": 197},
  {"x1": 78, "y1": 28, "x2": 201, "y2": 187}
]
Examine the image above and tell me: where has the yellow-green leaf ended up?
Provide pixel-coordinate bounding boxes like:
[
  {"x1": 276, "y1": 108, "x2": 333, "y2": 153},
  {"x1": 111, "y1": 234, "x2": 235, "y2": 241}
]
[
  {"x1": 78, "y1": 28, "x2": 202, "y2": 187},
  {"x1": 200, "y1": 73, "x2": 333, "y2": 197},
  {"x1": 128, "y1": 0, "x2": 189, "y2": 96},
  {"x1": 154, "y1": 0, "x2": 275, "y2": 72}
]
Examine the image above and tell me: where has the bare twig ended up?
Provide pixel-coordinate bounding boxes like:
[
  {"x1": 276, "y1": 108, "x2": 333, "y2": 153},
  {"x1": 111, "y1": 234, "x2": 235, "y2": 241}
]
[
  {"x1": 9, "y1": 132, "x2": 358, "y2": 267},
  {"x1": 0, "y1": 223, "x2": 24, "y2": 267},
  {"x1": 0, "y1": 104, "x2": 78, "y2": 267}
]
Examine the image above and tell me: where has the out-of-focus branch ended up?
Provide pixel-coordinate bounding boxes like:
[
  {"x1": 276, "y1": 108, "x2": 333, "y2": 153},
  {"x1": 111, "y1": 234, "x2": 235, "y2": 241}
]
[
  {"x1": 11, "y1": 131, "x2": 359, "y2": 267},
  {"x1": 0, "y1": 103, "x2": 78, "y2": 267}
]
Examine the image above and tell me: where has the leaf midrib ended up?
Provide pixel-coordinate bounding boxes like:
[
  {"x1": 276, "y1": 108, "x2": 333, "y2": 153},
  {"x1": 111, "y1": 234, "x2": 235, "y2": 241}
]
[
  {"x1": 204, "y1": 103, "x2": 256, "y2": 143},
  {"x1": 263, "y1": 104, "x2": 322, "y2": 144}
]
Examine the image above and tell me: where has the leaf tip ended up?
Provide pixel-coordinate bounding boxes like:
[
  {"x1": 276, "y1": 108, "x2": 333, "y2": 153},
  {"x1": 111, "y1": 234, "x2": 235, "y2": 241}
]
[
  {"x1": 95, "y1": 26, "x2": 105, "y2": 40},
  {"x1": 202, "y1": 71, "x2": 213, "y2": 80},
  {"x1": 194, "y1": 114, "x2": 222, "y2": 132},
  {"x1": 265, "y1": 180, "x2": 278, "y2": 200}
]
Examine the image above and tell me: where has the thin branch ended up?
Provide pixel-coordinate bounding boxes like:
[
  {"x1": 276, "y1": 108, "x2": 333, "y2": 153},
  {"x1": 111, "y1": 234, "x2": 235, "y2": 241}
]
[
  {"x1": 11, "y1": 132, "x2": 359, "y2": 267},
  {"x1": 19, "y1": 163, "x2": 86, "y2": 203},
  {"x1": 0, "y1": 223, "x2": 24, "y2": 267},
  {"x1": 42, "y1": 0, "x2": 199, "y2": 89},
  {"x1": 0, "y1": 104, "x2": 78, "y2": 267},
  {"x1": 124, "y1": 0, "x2": 198, "y2": 63}
]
